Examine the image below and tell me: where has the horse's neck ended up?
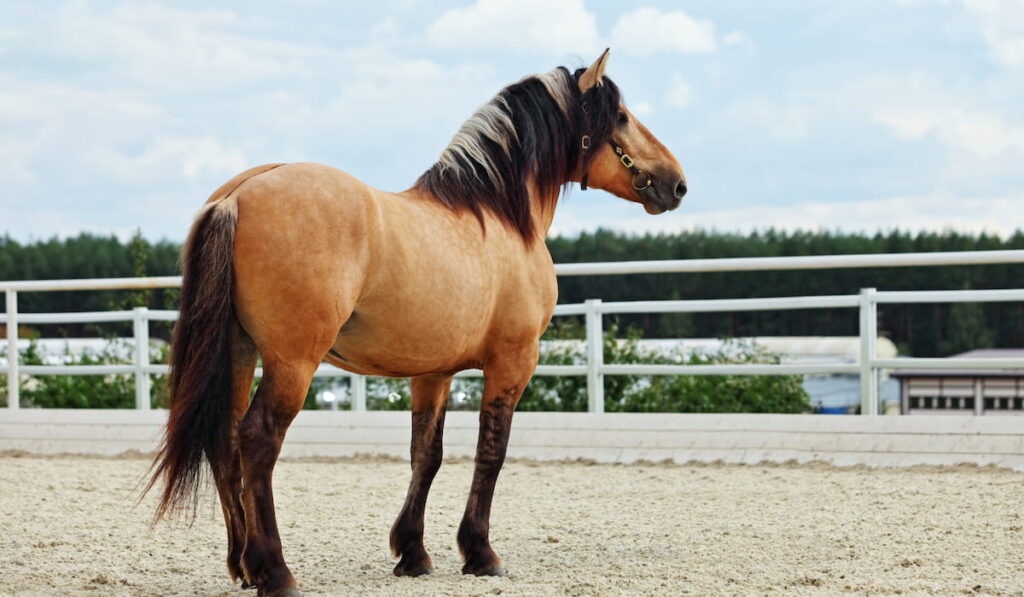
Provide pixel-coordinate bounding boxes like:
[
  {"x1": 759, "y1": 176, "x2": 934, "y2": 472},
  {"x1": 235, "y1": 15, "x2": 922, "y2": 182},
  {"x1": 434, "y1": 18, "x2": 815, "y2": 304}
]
[{"x1": 528, "y1": 185, "x2": 560, "y2": 239}]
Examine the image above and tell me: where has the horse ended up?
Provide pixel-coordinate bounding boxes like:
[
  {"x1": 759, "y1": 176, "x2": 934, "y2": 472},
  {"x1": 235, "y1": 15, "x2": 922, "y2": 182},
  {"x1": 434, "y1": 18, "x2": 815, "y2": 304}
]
[{"x1": 145, "y1": 49, "x2": 686, "y2": 596}]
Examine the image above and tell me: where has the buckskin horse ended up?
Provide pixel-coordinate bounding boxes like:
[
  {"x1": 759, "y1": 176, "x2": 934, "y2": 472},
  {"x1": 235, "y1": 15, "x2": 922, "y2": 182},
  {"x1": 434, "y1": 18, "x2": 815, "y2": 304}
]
[{"x1": 146, "y1": 49, "x2": 686, "y2": 596}]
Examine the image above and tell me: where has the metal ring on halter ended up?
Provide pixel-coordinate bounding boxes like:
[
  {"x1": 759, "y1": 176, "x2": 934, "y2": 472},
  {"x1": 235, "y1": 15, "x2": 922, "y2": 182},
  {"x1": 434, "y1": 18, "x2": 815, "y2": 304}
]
[{"x1": 631, "y1": 170, "x2": 653, "y2": 191}]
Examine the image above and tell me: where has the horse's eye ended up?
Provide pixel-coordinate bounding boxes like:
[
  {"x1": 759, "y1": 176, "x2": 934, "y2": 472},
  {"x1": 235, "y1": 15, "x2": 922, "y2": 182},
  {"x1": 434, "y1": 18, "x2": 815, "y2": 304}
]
[{"x1": 617, "y1": 111, "x2": 628, "y2": 125}]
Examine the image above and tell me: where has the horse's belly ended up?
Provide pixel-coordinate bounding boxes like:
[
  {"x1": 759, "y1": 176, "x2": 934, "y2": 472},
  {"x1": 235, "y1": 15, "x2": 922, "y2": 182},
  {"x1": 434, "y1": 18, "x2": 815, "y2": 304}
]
[{"x1": 326, "y1": 305, "x2": 488, "y2": 377}]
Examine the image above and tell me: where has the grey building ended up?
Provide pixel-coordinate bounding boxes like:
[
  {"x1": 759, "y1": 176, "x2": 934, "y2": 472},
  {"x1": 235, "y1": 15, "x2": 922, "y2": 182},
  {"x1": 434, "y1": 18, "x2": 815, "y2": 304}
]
[{"x1": 893, "y1": 349, "x2": 1024, "y2": 415}]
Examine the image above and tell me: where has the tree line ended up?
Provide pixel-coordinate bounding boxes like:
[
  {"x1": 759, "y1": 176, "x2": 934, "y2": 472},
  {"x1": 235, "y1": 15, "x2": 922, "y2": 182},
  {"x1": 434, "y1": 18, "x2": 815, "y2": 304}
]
[{"x1": 2, "y1": 228, "x2": 1023, "y2": 357}]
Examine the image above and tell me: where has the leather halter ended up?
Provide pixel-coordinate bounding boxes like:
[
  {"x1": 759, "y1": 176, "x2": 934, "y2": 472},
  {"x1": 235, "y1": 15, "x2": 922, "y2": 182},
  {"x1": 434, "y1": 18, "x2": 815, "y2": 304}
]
[{"x1": 579, "y1": 135, "x2": 654, "y2": 192}]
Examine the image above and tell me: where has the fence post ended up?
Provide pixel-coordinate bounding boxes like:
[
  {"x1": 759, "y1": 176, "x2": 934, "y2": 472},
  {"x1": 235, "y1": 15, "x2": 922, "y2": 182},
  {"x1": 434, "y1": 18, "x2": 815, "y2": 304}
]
[
  {"x1": 5, "y1": 290, "x2": 18, "y2": 409},
  {"x1": 585, "y1": 298, "x2": 604, "y2": 413},
  {"x1": 858, "y1": 288, "x2": 879, "y2": 415},
  {"x1": 350, "y1": 374, "x2": 367, "y2": 411},
  {"x1": 133, "y1": 307, "x2": 151, "y2": 410}
]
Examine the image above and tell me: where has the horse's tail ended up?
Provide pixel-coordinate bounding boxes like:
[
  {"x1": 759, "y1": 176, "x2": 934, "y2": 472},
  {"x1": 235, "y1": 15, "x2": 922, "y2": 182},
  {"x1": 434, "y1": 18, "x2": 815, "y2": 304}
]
[{"x1": 145, "y1": 196, "x2": 239, "y2": 520}]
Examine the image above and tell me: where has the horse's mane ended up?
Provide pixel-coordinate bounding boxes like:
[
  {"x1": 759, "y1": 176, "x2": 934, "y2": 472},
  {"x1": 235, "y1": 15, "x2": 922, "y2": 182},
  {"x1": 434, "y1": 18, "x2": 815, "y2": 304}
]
[{"x1": 414, "y1": 66, "x2": 622, "y2": 241}]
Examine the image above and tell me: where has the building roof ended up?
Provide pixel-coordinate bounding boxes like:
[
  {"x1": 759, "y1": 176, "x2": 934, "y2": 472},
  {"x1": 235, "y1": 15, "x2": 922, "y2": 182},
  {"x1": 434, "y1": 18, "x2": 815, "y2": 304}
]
[{"x1": 891, "y1": 348, "x2": 1024, "y2": 378}]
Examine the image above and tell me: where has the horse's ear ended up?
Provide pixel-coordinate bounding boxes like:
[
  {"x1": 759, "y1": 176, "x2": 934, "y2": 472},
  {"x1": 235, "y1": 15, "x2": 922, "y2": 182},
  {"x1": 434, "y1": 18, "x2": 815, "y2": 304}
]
[{"x1": 578, "y1": 48, "x2": 610, "y2": 93}]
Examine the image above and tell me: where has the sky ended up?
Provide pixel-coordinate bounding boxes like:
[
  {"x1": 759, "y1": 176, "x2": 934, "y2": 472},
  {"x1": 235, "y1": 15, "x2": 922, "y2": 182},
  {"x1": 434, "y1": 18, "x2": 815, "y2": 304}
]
[{"x1": 1, "y1": 0, "x2": 1022, "y2": 242}]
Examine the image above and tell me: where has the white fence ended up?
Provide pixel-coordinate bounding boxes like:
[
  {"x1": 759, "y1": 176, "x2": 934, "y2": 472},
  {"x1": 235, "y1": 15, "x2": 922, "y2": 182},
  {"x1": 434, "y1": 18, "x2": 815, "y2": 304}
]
[{"x1": 3, "y1": 250, "x2": 1024, "y2": 416}]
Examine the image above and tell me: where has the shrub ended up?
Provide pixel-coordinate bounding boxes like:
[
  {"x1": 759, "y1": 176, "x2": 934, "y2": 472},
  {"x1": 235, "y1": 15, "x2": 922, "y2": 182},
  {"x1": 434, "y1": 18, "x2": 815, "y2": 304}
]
[
  {"x1": 376, "y1": 319, "x2": 809, "y2": 413},
  {"x1": 9, "y1": 323, "x2": 808, "y2": 414},
  {"x1": 15, "y1": 340, "x2": 168, "y2": 409}
]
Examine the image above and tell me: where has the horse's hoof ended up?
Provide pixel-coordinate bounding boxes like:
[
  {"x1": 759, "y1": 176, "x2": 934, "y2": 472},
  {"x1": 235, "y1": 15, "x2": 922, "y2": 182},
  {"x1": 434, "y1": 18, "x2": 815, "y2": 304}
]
[
  {"x1": 256, "y1": 587, "x2": 301, "y2": 597},
  {"x1": 393, "y1": 548, "x2": 434, "y2": 577},
  {"x1": 462, "y1": 562, "x2": 506, "y2": 577},
  {"x1": 393, "y1": 553, "x2": 434, "y2": 577},
  {"x1": 241, "y1": 580, "x2": 254, "y2": 590},
  {"x1": 393, "y1": 562, "x2": 433, "y2": 577}
]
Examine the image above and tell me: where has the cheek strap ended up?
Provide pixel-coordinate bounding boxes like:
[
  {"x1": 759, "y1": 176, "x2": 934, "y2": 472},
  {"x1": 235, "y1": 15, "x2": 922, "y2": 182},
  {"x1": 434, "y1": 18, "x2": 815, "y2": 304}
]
[
  {"x1": 580, "y1": 134, "x2": 591, "y2": 190},
  {"x1": 579, "y1": 135, "x2": 654, "y2": 192}
]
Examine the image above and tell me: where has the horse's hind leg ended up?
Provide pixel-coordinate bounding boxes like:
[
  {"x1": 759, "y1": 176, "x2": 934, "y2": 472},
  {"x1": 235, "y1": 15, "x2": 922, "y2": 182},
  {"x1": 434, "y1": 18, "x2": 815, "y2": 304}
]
[
  {"x1": 390, "y1": 374, "x2": 452, "y2": 576},
  {"x1": 210, "y1": 320, "x2": 256, "y2": 584},
  {"x1": 237, "y1": 356, "x2": 320, "y2": 597}
]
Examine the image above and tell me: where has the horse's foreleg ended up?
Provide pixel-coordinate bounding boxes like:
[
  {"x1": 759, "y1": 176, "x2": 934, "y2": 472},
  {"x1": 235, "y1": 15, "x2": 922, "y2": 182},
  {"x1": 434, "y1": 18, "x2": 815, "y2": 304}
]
[
  {"x1": 237, "y1": 360, "x2": 315, "y2": 597},
  {"x1": 390, "y1": 374, "x2": 452, "y2": 576},
  {"x1": 212, "y1": 321, "x2": 256, "y2": 584},
  {"x1": 458, "y1": 348, "x2": 536, "y2": 576}
]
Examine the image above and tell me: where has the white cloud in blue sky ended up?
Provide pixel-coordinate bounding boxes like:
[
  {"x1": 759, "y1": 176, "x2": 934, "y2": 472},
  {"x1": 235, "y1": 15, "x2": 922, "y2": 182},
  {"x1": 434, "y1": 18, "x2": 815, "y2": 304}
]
[{"x1": 1, "y1": 0, "x2": 1022, "y2": 241}]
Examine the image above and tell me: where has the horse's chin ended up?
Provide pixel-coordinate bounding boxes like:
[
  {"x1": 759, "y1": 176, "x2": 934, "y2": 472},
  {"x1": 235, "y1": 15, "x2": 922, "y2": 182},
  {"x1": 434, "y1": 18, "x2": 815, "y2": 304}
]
[{"x1": 642, "y1": 201, "x2": 668, "y2": 215}]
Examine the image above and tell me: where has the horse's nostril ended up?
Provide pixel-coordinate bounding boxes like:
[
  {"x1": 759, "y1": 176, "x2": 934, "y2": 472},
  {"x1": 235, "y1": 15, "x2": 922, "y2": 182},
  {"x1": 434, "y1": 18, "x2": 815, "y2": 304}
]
[{"x1": 674, "y1": 180, "x2": 687, "y2": 200}]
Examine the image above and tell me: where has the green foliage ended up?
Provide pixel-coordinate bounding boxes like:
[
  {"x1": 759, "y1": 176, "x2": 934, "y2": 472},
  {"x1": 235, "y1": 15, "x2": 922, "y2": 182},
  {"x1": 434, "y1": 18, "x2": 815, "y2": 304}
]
[
  {"x1": 417, "y1": 319, "x2": 808, "y2": 413},
  {"x1": 548, "y1": 228, "x2": 1024, "y2": 357},
  {"x1": 17, "y1": 341, "x2": 150, "y2": 408},
  {"x1": 4, "y1": 229, "x2": 1023, "y2": 355},
  {"x1": 941, "y1": 300, "x2": 995, "y2": 356},
  {"x1": 518, "y1": 318, "x2": 588, "y2": 411},
  {"x1": 9, "y1": 324, "x2": 807, "y2": 412},
  {"x1": 603, "y1": 333, "x2": 808, "y2": 413},
  {"x1": 524, "y1": 319, "x2": 808, "y2": 413},
  {"x1": 367, "y1": 378, "x2": 412, "y2": 410},
  {"x1": 299, "y1": 375, "x2": 413, "y2": 410},
  {"x1": 0, "y1": 232, "x2": 180, "y2": 340},
  {"x1": 2, "y1": 228, "x2": 1019, "y2": 411},
  {"x1": 114, "y1": 229, "x2": 152, "y2": 310}
]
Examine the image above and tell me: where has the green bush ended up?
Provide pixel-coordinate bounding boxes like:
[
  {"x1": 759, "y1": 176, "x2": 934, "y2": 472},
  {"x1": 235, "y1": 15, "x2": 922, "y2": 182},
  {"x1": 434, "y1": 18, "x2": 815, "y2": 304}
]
[
  {"x1": 8, "y1": 322, "x2": 808, "y2": 413},
  {"x1": 367, "y1": 377, "x2": 412, "y2": 410},
  {"x1": 522, "y1": 319, "x2": 810, "y2": 413},
  {"x1": 15, "y1": 340, "x2": 168, "y2": 409},
  {"x1": 300, "y1": 376, "x2": 412, "y2": 410},
  {"x1": 375, "y1": 319, "x2": 809, "y2": 413},
  {"x1": 604, "y1": 333, "x2": 810, "y2": 414}
]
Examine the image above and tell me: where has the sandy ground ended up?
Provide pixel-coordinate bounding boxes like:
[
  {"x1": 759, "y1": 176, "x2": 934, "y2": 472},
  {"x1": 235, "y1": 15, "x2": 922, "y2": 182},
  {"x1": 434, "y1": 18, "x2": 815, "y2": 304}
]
[{"x1": 0, "y1": 454, "x2": 1022, "y2": 597}]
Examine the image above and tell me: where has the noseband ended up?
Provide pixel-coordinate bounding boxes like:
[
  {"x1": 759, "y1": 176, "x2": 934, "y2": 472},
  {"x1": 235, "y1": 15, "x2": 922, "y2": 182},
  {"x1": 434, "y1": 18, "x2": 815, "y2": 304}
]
[{"x1": 579, "y1": 135, "x2": 654, "y2": 192}]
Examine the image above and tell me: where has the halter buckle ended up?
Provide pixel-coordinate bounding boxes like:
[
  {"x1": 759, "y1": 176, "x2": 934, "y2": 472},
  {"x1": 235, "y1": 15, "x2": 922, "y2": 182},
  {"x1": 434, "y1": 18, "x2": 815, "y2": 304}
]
[
  {"x1": 620, "y1": 154, "x2": 634, "y2": 168},
  {"x1": 581, "y1": 135, "x2": 591, "y2": 150}
]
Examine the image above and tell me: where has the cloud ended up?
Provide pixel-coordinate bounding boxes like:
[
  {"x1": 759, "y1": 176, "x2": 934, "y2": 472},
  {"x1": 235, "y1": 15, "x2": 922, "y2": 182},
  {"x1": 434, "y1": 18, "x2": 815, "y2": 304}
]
[
  {"x1": 31, "y1": 3, "x2": 333, "y2": 91},
  {"x1": 965, "y1": 0, "x2": 1024, "y2": 67},
  {"x1": 610, "y1": 7, "x2": 717, "y2": 56},
  {"x1": 875, "y1": 107, "x2": 1024, "y2": 159},
  {"x1": 2, "y1": 1, "x2": 1017, "y2": 246},
  {"x1": 552, "y1": 195, "x2": 1024, "y2": 238},
  {"x1": 700, "y1": 99, "x2": 811, "y2": 142},
  {"x1": 87, "y1": 135, "x2": 250, "y2": 182},
  {"x1": 723, "y1": 30, "x2": 755, "y2": 53},
  {"x1": 631, "y1": 100, "x2": 653, "y2": 116},
  {"x1": 901, "y1": 0, "x2": 1024, "y2": 67},
  {"x1": 0, "y1": 4, "x2": 514, "y2": 240},
  {"x1": 425, "y1": 0, "x2": 600, "y2": 56},
  {"x1": 665, "y1": 73, "x2": 694, "y2": 109}
]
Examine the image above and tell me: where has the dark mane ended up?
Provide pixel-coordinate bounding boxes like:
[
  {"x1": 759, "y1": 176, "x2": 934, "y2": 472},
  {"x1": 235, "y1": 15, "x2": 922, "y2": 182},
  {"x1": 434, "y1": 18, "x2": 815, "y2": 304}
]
[{"x1": 414, "y1": 66, "x2": 622, "y2": 241}]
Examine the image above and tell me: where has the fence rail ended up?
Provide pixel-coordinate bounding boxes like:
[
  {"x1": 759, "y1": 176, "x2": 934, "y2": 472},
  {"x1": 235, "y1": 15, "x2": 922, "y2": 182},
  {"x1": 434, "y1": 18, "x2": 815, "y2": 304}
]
[{"x1": 3, "y1": 250, "x2": 1024, "y2": 414}]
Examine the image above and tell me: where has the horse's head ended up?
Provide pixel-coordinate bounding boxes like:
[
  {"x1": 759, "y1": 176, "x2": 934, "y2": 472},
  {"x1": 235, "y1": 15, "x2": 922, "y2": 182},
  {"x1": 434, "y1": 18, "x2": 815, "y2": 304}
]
[{"x1": 575, "y1": 50, "x2": 687, "y2": 215}]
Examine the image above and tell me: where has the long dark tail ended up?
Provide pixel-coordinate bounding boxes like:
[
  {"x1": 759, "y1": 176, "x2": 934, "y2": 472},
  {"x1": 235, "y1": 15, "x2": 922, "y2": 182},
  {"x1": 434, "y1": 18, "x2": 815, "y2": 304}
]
[{"x1": 145, "y1": 198, "x2": 239, "y2": 520}]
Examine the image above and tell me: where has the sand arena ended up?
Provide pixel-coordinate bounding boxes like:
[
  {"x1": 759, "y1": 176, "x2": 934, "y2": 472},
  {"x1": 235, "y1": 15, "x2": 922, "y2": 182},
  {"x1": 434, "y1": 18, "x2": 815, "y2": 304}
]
[{"x1": 1, "y1": 453, "x2": 1022, "y2": 596}]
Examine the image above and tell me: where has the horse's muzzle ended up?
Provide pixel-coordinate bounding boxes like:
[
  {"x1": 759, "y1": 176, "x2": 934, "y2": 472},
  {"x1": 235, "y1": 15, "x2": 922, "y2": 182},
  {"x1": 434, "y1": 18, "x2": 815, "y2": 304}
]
[{"x1": 643, "y1": 174, "x2": 685, "y2": 214}]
